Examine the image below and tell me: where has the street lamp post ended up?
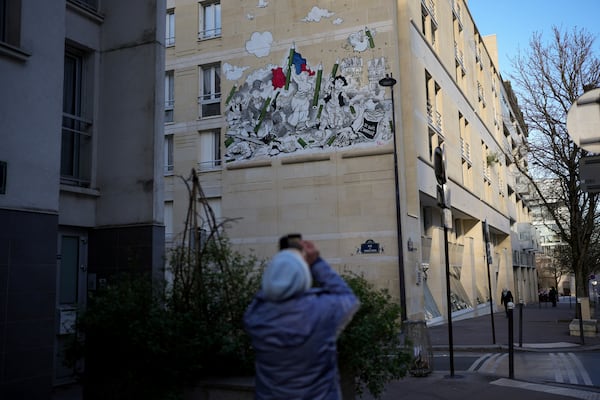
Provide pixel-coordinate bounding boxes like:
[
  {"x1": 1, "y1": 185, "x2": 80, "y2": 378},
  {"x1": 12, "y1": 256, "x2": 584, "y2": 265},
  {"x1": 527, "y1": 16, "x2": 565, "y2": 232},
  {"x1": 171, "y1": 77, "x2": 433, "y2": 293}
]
[
  {"x1": 434, "y1": 145, "x2": 457, "y2": 377},
  {"x1": 379, "y1": 74, "x2": 407, "y2": 323}
]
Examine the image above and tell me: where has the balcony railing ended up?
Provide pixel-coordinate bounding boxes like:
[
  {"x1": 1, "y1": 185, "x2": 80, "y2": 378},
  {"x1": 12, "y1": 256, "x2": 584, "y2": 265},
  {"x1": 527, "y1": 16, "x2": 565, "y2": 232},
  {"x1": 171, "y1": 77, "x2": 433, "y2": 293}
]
[
  {"x1": 165, "y1": 99, "x2": 174, "y2": 123},
  {"x1": 483, "y1": 165, "x2": 491, "y2": 182},
  {"x1": 198, "y1": 159, "x2": 222, "y2": 172},
  {"x1": 460, "y1": 138, "x2": 471, "y2": 164},
  {"x1": 452, "y1": 0, "x2": 463, "y2": 30},
  {"x1": 477, "y1": 82, "x2": 485, "y2": 103},
  {"x1": 426, "y1": 102, "x2": 443, "y2": 136},
  {"x1": 198, "y1": 93, "x2": 222, "y2": 118},
  {"x1": 199, "y1": 27, "x2": 222, "y2": 40},
  {"x1": 454, "y1": 44, "x2": 466, "y2": 76},
  {"x1": 423, "y1": 0, "x2": 437, "y2": 25}
]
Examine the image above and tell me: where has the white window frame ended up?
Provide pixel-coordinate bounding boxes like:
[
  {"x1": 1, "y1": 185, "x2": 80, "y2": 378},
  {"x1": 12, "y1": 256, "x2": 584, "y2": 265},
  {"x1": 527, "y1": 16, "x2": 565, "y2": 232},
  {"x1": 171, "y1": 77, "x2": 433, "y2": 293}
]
[
  {"x1": 166, "y1": 9, "x2": 175, "y2": 46},
  {"x1": 199, "y1": 64, "x2": 221, "y2": 118},
  {"x1": 164, "y1": 134, "x2": 174, "y2": 175},
  {"x1": 198, "y1": 130, "x2": 221, "y2": 171},
  {"x1": 199, "y1": 1, "x2": 221, "y2": 39},
  {"x1": 61, "y1": 46, "x2": 93, "y2": 187},
  {"x1": 165, "y1": 70, "x2": 174, "y2": 123}
]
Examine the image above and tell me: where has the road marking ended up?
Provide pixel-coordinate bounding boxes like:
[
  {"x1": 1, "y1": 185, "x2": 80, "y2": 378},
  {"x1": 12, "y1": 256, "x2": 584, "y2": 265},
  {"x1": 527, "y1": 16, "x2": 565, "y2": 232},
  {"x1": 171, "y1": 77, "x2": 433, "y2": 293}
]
[
  {"x1": 568, "y1": 352, "x2": 593, "y2": 386},
  {"x1": 558, "y1": 352, "x2": 579, "y2": 384},
  {"x1": 549, "y1": 353, "x2": 563, "y2": 383},
  {"x1": 491, "y1": 353, "x2": 507, "y2": 373},
  {"x1": 468, "y1": 353, "x2": 492, "y2": 372},
  {"x1": 477, "y1": 353, "x2": 506, "y2": 374}
]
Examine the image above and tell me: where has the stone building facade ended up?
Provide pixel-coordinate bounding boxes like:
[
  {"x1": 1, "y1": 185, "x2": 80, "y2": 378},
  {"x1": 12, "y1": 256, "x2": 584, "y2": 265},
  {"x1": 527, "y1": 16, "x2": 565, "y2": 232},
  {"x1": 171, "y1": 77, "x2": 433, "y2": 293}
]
[
  {"x1": 164, "y1": 0, "x2": 538, "y2": 325},
  {"x1": 0, "y1": 0, "x2": 165, "y2": 397}
]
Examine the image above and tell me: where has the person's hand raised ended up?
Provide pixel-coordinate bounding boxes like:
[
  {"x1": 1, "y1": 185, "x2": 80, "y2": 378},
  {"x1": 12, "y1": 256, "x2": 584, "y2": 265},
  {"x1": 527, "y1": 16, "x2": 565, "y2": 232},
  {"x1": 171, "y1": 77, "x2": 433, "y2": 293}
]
[{"x1": 301, "y1": 240, "x2": 320, "y2": 266}]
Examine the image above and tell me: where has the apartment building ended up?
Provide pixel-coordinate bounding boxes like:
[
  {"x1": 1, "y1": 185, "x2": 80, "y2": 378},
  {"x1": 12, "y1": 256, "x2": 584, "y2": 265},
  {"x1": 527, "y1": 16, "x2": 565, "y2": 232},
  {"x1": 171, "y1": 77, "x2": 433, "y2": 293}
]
[
  {"x1": 0, "y1": 0, "x2": 165, "y2": 397},
  {"x1": 525, "y1": 178, "x2": 574, "y2": 296},
  {"x1": 164, "y1": 0, "x2": 537, "y2": 325}
]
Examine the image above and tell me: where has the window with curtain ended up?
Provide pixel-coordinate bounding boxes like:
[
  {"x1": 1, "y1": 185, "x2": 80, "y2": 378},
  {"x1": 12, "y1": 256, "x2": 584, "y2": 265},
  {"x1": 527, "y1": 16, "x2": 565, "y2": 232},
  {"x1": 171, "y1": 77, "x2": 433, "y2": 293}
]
[
  {"x1": 199, "y1": 63, "x2": 221, "y2": 117},
  {"x1": 198, "y1": 130, "x2": 221, "y2": 171},
  {"x1": 166, "y1": 9, "x2": 175, "y2": 46},
  {"x1": 165, "y1": 71, "x2": 174, "y2": 122},
  {"x1": 164, "y1": 135, "x2": 174, "y2": 174},
  {"x1": 199, "y1": 1, "x2": 221, "y2": 39}
]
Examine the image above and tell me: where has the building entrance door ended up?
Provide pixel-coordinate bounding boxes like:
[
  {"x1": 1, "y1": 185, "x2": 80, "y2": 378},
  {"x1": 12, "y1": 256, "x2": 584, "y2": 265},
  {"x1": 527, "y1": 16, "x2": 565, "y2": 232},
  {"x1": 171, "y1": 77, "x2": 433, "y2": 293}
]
[{"x1": 54, "y1": 231, "x2": 88, "y2": 385}]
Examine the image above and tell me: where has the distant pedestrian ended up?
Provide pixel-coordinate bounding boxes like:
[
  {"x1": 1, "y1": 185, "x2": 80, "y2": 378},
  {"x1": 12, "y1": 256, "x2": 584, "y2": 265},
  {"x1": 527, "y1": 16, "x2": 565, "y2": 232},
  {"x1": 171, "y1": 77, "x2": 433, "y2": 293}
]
[
  {"x1": 549, "y1": 287, "x2": 558, "y2": 307},
  {"x1": 244, "y1": 239, "x2": 359, "y2": 399},
  {"x1": 501, "y1": 288, "x2": 514, "y2": 317}
]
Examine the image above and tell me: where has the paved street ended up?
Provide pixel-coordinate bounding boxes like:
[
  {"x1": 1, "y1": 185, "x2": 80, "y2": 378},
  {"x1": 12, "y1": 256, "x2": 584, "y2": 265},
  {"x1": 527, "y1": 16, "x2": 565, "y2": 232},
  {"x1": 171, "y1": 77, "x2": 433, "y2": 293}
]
[
  {"x1": 387, "y1": 297, "x2": 600, "y2": 400},
  {"x1": 435, "y1": 351, "x2": 599, "y2": 386}
]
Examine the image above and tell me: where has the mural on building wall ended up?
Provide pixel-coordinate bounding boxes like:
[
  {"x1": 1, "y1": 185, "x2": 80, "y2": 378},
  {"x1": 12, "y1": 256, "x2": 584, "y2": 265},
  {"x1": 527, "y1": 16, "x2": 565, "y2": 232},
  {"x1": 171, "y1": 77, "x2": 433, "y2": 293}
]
[{"x1": 223, "y1": 5, "x2": 394, "y2": 163}]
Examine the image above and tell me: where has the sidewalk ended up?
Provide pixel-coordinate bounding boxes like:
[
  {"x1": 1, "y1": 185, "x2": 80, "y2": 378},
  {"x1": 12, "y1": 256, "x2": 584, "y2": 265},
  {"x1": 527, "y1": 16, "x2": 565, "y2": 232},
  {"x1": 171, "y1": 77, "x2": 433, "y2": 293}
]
[
  {"x1": 427, "y1": 297, "x2": 600, "y2": 351},
  {"x1": 368, "y1": 297, "x2": 600, "y2": 400}
]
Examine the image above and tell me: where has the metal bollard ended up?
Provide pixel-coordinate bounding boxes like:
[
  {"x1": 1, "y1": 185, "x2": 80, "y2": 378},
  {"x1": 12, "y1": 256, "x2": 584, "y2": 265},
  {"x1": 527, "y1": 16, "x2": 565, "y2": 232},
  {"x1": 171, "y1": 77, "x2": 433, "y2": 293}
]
[{"x1": 507, "y1": 301, "x2": 514, "y2": 379}]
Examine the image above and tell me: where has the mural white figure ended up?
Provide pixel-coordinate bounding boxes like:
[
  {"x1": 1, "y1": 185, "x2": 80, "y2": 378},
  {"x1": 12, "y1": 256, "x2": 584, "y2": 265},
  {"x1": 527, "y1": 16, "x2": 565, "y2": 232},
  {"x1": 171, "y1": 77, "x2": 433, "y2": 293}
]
[
  {"x1": 347, "y1": 27, "x2": 376, "y2": 52},
  {"x1": 224, "y1": 26, "x2": 393, "y2": 163},
  {"x1": 287, "y1": 71, "x2": 313, "y2": 129},
  {"x1": 246, "y1": 32, "x2": 273, "y2": 57},
  {"x1": 223, "y1": 63, "x2": 249, "y2": 81},
  {"x1": 302, "y1": 6, "x2": 334, "y2": 22}
]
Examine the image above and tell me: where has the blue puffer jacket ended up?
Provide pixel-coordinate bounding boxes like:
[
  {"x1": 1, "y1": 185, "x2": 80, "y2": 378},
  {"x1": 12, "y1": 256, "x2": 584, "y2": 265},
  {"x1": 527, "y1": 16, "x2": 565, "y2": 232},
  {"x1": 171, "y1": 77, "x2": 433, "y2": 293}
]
[{"x1": 244, "y1": 257, "x2": 359, "y2": 400}]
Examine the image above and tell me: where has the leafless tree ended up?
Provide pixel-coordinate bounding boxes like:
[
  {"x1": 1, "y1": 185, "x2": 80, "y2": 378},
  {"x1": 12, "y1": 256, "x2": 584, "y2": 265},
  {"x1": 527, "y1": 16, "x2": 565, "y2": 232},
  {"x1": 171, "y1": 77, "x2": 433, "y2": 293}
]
[{"x1": 508, "y1": 26, "x2": 600, "y2": 298}]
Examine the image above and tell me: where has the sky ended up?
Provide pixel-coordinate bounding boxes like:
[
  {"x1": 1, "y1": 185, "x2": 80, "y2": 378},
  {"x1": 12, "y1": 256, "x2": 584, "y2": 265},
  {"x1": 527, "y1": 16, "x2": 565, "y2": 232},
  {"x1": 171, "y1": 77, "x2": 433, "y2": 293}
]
[{"x1": 467, "y1": 0, "x2": 600, "y2": 78}]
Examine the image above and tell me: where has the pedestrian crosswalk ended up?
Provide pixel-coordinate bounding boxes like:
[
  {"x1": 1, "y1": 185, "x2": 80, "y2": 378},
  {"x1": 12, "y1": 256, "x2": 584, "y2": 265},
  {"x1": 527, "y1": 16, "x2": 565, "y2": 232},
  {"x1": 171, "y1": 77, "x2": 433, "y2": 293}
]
[
  {"x1": 470, "y1": 352, "x2": 593, "y2": 386},
  {"x1": 549, "y1": 352, "x2": 593, "y2": 386}
]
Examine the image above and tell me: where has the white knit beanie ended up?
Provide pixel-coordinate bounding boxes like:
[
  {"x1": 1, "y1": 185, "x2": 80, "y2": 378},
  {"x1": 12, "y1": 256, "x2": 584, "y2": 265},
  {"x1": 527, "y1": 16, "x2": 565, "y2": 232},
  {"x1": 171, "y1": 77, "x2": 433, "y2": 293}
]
[{"x1": 262, "y1": 249, "x2": 312, "y2": 301}]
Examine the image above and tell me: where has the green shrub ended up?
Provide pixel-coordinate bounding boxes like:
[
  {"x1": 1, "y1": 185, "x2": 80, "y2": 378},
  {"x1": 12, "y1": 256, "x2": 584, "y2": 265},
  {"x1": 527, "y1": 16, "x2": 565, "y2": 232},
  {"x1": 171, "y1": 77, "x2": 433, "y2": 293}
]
[
  {"x1": 67, "y1": 237, "x2": 409, "y2": 400},
  {"x1": 66, "y1": 236, "x2": 264, "y2": 400},
  {"x1": 338, "y1": 273, "x2": 411, "y2": 399},
  {"x1": 69, "y1": 274, "x2": 188, "y2": 400}
]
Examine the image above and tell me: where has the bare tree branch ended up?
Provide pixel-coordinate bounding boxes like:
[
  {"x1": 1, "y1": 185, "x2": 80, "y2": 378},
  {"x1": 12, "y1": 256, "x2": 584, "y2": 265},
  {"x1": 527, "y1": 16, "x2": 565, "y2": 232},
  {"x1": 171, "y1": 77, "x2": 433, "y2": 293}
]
[{"x1": 506, "y1": 26, "x2": 600, "y2": 297}]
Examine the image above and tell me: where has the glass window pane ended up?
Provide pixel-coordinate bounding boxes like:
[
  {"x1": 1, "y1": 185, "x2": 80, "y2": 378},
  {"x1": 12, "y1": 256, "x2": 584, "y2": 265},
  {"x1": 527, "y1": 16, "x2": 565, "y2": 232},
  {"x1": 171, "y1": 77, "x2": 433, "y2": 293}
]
[
  {"x1": 203, "y1": 68, "x2": 212, "y2": 96},
  {"x1": 60, "y1": 236, "x2": 79, "y2": 305},
  {"x1": 214, "y1": 4, "x2": 221, "y2": 35},
  {"x1": 214, "y1": 67, "x2": 221, "y2": 97},
  {"x1": 166, "y1": 11, "x2": 174, "y2": 45},
  {"x1": 204, "y1": 5, "x2": 214, "y2": 36}
]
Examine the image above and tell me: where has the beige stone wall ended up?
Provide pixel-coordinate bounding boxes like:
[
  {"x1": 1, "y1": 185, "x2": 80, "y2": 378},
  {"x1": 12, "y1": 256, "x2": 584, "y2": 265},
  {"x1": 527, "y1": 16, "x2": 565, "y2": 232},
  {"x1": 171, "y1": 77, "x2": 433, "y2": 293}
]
[{"x1": 166, "y1": 0, "x2": 538, "y2": 322}]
